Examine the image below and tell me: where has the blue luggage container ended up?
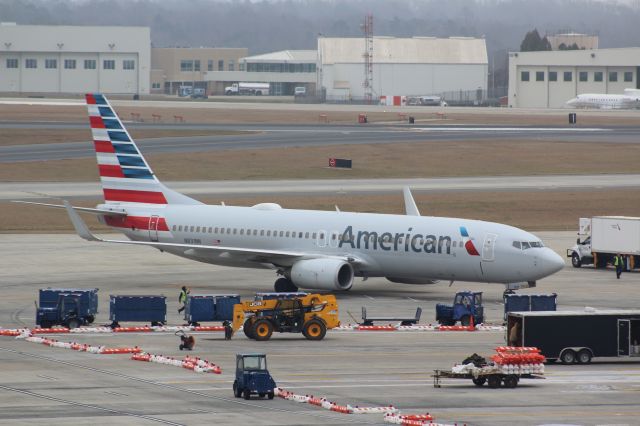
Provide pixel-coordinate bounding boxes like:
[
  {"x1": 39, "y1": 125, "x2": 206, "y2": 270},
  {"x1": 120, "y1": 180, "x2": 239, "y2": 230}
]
[{"x1": 109, "y1": 295, "x2": 166, "y2": 327}]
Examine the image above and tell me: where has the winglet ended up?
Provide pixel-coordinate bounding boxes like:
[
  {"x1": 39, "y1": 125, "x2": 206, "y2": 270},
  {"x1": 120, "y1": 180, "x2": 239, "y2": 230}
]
[
  {"x1": 63, "y1": 200, "x2": 101, "y2": 242},
  {"x1": 403, "y1": 187, "x2": 421, "y2": 216}
]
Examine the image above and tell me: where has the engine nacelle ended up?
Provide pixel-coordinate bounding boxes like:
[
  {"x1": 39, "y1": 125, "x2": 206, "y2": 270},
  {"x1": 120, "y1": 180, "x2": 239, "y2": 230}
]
[
  {"x1": 386, "y1": 277, "x2": 439, "y2": 285},
  {"x1": 290, "y1": 258, "x2": 354, "y2": 291}
]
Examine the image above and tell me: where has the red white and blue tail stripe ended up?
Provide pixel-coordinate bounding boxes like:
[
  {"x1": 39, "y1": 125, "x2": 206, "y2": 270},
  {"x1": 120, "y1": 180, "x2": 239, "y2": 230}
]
[{"x1": 86, "y1": 93, "x2": 201, "y2": 205}]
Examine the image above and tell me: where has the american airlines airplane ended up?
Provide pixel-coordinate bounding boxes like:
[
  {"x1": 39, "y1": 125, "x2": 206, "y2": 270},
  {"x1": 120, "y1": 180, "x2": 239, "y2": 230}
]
[
  {"x1": 566, "y1": 89, "x2": 640, "y2": 109},
  {"x1": 21, "y1": 94, "x2": 565, "y2": 293}
]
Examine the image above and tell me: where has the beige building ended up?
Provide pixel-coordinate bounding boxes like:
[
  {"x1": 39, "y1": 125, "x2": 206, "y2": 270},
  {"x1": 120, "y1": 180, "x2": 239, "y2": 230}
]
[
  {"x1": 0, "y1": 23, "x2": 150, "y2": 94},
  {"x1": 547, "y1": 32, "x2": 599, "y2": 51},
  {"x1": 508, "y1": 48, "x2": 640, "y2": 108},
  {"x1": 151, "y1": 47, "x2": 248, "y2": 95}
]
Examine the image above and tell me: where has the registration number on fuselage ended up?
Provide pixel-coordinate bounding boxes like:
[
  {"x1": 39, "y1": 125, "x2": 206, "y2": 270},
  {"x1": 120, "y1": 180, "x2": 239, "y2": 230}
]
[{"x1": 184, "y1": 238, "x2": 202, "y2": 244}]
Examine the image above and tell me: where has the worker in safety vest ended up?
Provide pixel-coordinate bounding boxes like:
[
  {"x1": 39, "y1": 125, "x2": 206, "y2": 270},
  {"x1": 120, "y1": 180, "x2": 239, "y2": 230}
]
[
  {"x1": 178, "y1": 286, "x2": 190, "y2": 313},
  {"x1": 614, "y1": 254, "x2": 624, "y2": 279}
]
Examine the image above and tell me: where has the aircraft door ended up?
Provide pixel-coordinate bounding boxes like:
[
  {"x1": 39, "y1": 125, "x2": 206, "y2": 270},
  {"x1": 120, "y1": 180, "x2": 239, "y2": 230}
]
[
  {"x1": 619, "y1": 319, "x2": 630, "y2": 356},
  {"x1": 149, "y1": 215, "x2": 160, "y2": 242},
  {"x1": 482, "y1": 233, "x2": 497, "y2": 262}
]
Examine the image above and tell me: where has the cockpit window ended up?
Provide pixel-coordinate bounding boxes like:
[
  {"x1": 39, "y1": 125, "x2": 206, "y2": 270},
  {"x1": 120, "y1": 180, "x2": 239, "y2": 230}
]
[
  {"x1": 530, "y1": 241, "x2": 543, "y2": 248},
  {"x1": 512, "y1": 241, "x2": 521, "y2": 249},
  {"x1": 521, "y1": 242, "x2": 531, "y2": 249}
]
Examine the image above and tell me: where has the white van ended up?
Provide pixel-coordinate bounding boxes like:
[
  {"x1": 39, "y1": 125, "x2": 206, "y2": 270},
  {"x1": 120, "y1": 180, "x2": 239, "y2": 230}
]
[{"x1": 294, "y1": 86, "x2": 306, "y2": 97}]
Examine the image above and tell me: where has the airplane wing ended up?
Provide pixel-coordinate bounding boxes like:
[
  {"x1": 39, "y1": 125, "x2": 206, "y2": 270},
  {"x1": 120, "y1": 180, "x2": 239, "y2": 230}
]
[
  {"x1": 12, "y1": 200, "x2": 127, "y2": 217},
  {"x1": 62, "y1": 200, "x2": 365, "y2": 266}
]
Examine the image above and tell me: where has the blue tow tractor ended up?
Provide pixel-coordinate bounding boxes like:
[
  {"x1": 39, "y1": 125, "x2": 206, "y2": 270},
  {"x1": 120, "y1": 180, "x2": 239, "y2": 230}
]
[
  {"x1": 233, "y1": 353, "x2": 276, "y2": 400},
  {"x1": 436, "y1": 291, "x2": 484, "y2": 326},
  {"x1": 36, "y1": 288, "x2": 99, "y2": 329}
]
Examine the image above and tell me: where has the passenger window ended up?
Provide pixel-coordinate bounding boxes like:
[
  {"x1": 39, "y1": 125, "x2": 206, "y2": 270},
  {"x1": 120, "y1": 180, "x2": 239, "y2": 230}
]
[
  {"x1": 190, "y1": 226, "x2": 194, "y2": 232},
  {"x1": 286, "y1": 231, "x2": 290, "y2": 237},
  {"x1": 299, "y1": 232, "x2": 303, "y2": 238},
  {"x1": 178, "y1": 225, "x2": 183, "y2": 231},
  {"x1": 172, "y1": 225, "x2": 176, "y2": 231},
  {"x1": 305, "y1": 232, "x2": 309, "y2": 238},
  {"x1": 332, "y1": 234, "x2": 336, "y2": 240},
  {"x1": 267, "y1": 230, "x2": 271, "y2": 236},
  {"x1": 220, "y1": 228, "x2": 224, "y2": 234},
  {"x1": 227, "y1": 228, "x2": 231, "y2": 234},
  {"x1": 513, "y1": 241, "x2": 521, "y2": 249},
  {"x1": 452, "y1": 241, "x2": 456, "y2": 247},
  {"x1": 208, "y1": 227, "x2": 212, "y2": 233},
  {"x1": 253, "y1": 230, "x2": 258, "y2": 236},
  {"x1": 214, "y1": 227, "x2": 218, "y2": 233},
  {"x1": 240, "y1": 229, "x2": 244, "y2": 235},
  {"x1": 279, "y1": 231, "x2": 284, "y2": 237},
  {"x1": 196, "y1": 226, "x2": 200, "y2": 232},
  {"x1": 233, "y1": 229, "x2": 237, "y2": 235},
  {"x1": 312, "y1": 232, "x2": 317, "y2": 239},
  {"x1": 260, "y1": 230, "x2": 264, "y2": 236},
  {"x1": 319, "y1": 233, "x2": 325, "y2": 239}
]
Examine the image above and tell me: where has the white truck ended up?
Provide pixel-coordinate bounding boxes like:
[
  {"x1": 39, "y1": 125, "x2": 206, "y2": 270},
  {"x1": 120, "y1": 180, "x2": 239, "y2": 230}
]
[
  {"x1": 224, "y1": 82, "x2": 270, "y2": 96},
  {"x1": 567, "y1": 216, "x2": 640, "y2": 269}
]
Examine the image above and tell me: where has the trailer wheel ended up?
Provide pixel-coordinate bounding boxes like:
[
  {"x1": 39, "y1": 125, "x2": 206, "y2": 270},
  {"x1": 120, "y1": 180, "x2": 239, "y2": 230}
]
[
  {"x1": 66, "y1": 318, "x2": 80, "y2": 330},
  {"x1": 560, "y1": 349, "x2": 577, "y2": 364},
  {"x1": 571, "y1": 253, "x2": 582, "y2": 268},
  {"x1": 503, "y1": 375, "x2": 518, "y2": 388},
  {"x1": 577, "y1": 349, "x2": 592, "y2": 364},
  {"x1": 303, "y1": 319, "x2": 327, "y2": 341},
  {"x1": 487, "y1": 375, "x2": 502, "y2": 388},
  {"x1": 252, "y1": 319, "x2": 274, "y2": 341},
  {"x1": 472, "y1": 377, "x2": 486, "y2": 386}
]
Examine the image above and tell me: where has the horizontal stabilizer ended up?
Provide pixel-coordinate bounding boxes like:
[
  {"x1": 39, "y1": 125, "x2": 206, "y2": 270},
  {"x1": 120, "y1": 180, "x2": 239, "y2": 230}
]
[{"x1": 12, "y1": 200, "x2": 127, "y2": 216}]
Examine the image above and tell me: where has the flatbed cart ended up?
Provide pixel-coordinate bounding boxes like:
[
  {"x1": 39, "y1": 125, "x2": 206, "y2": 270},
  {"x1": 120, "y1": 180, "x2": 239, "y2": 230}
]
[{"x1": 433, "y1": 369, "x2": 544, "y2": 389}]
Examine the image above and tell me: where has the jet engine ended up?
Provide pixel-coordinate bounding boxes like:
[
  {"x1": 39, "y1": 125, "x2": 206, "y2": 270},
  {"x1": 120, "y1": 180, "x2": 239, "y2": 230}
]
[
  {"x1": 386, "y1": 277, "x2": 439, "y2": 285},
  {"x1": 290, "y1": 258, "x2": 354, "y2": 291}
]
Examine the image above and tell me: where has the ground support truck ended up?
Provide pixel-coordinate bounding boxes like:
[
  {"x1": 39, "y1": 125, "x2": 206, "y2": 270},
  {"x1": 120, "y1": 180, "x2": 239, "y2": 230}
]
[
  {"x1": 507, "y1": 309, "x2": 640, "y2": 364},
  {"x1": 232, "y1": 293, "x2": 339, "y2": 341},
  {"x1": 36, "y1": 288, "x2": 99, "y2": 329},
  {"x1": 568, "y1": 216, "x2": 640, "y2": 269},
  {"x1": 224, "y1": 82, "x2": 270, "y2": 96}
]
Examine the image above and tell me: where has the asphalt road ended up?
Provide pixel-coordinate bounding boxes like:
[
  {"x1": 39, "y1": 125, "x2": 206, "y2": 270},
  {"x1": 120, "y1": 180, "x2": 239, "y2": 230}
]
[
  {"x1": 2, "y1": 121, "x2": 639, "y2": 163},
  {"x1": 1, "y1": 232, "x2": 640, "y2": 425},
  {"x1": 4, "y1": 174, "x2": 640, "y2": 201}
]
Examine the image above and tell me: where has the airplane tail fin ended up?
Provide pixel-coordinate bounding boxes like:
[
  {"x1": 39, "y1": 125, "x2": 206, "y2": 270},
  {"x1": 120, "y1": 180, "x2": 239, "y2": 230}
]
[{"x1": 85, "y1": 93, "x2": 201, "y2": 205}]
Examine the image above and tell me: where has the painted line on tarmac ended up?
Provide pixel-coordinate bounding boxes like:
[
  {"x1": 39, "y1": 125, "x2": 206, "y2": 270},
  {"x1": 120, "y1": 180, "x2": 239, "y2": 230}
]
[
  {"x1": 0, "y1": 384, "x2": 184, "y2": 425},
  {"x1": 411, "y1": 127, "x2": 608, "y2": 132}
]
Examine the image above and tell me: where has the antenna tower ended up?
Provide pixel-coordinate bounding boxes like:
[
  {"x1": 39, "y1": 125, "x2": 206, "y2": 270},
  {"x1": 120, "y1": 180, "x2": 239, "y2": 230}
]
[{"x1": 362, "y1": 13, "x2": 373, "y2": 104}]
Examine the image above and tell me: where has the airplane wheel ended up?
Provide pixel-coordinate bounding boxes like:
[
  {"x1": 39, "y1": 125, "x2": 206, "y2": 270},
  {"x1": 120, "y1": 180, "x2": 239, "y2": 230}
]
[
  {"x1": 274, "y1": 278, "x2": 297, "y2": 293},
  {"x1": 252, "y1": 319, "x2": 274, "y2": 341},
  {"x1": 303, "y1": 319, "x2": 327, "y2": 341}
]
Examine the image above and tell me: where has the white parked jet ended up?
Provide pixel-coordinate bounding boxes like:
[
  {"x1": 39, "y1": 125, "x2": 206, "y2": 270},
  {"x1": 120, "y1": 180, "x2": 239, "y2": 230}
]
[
  {"x1": 21, "y1": 94, "x2": 564, "y2": 293},
  {"x1": 566, "y1": 89, "x2": 640, "y2": 109}
]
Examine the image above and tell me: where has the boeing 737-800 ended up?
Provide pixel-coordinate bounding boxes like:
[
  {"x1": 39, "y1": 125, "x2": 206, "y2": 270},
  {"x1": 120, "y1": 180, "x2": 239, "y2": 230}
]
[{"x1": 20, "y1": 94, "x2": 564, "y2": 293}]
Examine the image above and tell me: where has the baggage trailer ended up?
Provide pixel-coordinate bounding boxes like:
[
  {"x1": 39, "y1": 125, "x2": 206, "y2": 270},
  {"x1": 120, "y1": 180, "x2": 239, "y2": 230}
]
[
  {"x1": 109, "y1": 295, "x2": 166, "y2": 328},
  {"x1": 184, "y1": 294, "x2": 240, "y2": 325},
  {"x1": 507, "y1": 309, "x2": 640, "y2": 364},
  {"x1": 433, "y1": 368, "x2": 544, "y2": 389},
  {"x1": 36, "y1": 288, "x2": 99, "y2": 329}
]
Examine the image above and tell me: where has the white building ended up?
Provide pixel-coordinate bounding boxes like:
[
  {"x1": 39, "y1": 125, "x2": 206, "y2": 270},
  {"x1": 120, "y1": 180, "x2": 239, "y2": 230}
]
[
  {"x1": 205, "y1": 50, "x2": 317, "y2": 95},
  {"x1": 0, "y1": 23, "x2": 150, "y2": 94},
  {"x1": 508, "y1": 48, "x2": 640, "y2": 108},
  {"x1": 318, "y1": 36, "x2": 488, "y2": 101}
]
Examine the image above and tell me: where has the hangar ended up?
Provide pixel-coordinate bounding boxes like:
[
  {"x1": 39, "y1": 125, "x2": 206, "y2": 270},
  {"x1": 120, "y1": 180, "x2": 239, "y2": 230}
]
[
  {"x1": 318, "y1": 36, "x2": 488, "y2": 102},
  {"x1": 0, "y1": 23, "x2": 150, "y2": 95},
  {"x1": 508, "y1": 47, "x2": 640, "y2": 108}
]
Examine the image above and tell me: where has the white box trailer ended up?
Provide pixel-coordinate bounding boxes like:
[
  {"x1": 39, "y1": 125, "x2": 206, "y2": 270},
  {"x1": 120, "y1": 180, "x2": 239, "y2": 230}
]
[{"x1": 567, "y1": 216, "x2": 640, "y2": 269}]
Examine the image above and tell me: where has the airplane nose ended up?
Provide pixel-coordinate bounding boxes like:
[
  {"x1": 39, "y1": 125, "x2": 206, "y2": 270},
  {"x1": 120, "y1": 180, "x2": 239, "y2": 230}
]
[{"x1": 542, "y1": 248, "x2": 565, "y2": 275}]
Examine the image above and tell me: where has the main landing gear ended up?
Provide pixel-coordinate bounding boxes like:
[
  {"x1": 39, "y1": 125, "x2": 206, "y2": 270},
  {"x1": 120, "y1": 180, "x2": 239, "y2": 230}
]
[{"x1": 274, "y1": 277, "x2": 298, "y2": 293}]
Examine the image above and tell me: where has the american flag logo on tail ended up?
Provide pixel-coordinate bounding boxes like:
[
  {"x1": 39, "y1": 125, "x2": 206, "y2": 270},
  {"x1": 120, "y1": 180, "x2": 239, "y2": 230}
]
[{"x1": 86, "y1": 93, "x2": 167, "y2": 204}]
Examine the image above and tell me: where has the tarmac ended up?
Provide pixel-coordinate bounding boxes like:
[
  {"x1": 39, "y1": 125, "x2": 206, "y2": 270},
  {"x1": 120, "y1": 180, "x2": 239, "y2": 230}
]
[{"x1": 1, "y1": 231, "x2": 640, "y2": 425}]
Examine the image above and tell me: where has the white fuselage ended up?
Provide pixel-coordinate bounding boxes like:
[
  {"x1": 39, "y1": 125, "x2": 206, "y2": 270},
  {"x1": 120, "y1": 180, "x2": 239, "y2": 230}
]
[
  {"x1": 108, "y1": 203, "x2": 564, "y2": 285},
  {"x1": 566, "y1": 94, "x2": 640, "y2": 109}
]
